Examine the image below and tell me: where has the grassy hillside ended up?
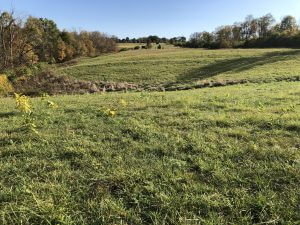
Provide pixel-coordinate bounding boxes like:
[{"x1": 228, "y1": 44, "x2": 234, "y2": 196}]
[
  {"x1": 118, "y1": 43, "x2": 145, "y2": 49},
  {"x1": 57, "y1": 48, "x2": 300, "y2": 88},
  {"x1": 118, "y1": 43, "x2": 173, "y2": 50},
  {"x1": 1, "y1": 81, "x2": 299, "y2": 224}
]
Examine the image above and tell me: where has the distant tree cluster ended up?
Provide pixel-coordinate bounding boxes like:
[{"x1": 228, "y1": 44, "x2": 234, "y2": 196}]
[
  {"x1": 118, "y1": 35, "x2": 186, "y2": 45},
  {"x1": 185, "y1": 14, "x2": 300, "y2": 49},
  {"x1": 0, "y1": 11, "x2": 117, "y2": 71}
]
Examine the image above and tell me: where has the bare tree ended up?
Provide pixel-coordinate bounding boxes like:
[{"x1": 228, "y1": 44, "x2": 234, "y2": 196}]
[
  {"x1": 0, "y1": 10, "x2": 23, "y2": 69},
  {"x1": 257, "y1": 14, "x2": 275, "y2": 38}
]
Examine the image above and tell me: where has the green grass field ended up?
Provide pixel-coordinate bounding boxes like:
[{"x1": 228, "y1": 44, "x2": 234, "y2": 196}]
[
  {"x1": 57, "y1": 48, "x2": 300, "y2": 88},
  {"x1": 118, "y1": 43, "x2": 144, "y2": 49},
  {"x1": 1, "y1": 81, "x2": 299, "y2": 224},
  {"x1": 117, "y1": 43, "x2": 173, "y2": 50}
]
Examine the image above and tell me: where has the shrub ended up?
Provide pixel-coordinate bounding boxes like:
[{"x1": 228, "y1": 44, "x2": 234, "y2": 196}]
[
  {"x1": 158, "y1": 44, "x2": 162, "y2": 49},
  {"x1": 142, "y1": 46, "x2": 147, "y2": 49},
  {"x1": 147, "y1": 39, "x2": 152, "y2": 49},
  {"x1": 119, "y1": 48, "x2": 129, "y2": 52},
  {"x1": 5, "y1": 63, "x2": 50, "y2": 81},
  {"x1": 0, "y1": 75, "x2": 14, "y2": 96},
  {"x1": 16, "y1": 67, "x2": 33, "y2": 77},
  {"x1": 147, "y1": 43, "x2": 152, "y2": 49},
  {"x1": 134, "y1": 46, "x2": 140, "y2": 50}
]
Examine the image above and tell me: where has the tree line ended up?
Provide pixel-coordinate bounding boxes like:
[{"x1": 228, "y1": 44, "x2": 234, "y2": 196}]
[
  {"x1": 183, "y1": 14, "x2": 300, "y2": 49},
  {"x1": 0, "y1": 11, "x2": 117, "y2": 71},
  {"x1": 2, "y1": 9, "x2": 298, "y2": 73},
  {"x1": 118, "y1": 35, "x2": 186, "y2": 45}
]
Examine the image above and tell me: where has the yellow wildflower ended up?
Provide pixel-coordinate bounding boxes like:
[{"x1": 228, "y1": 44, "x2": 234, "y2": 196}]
[{"x1": 15, "y1": 93, "x2": 32, "y2": 114}]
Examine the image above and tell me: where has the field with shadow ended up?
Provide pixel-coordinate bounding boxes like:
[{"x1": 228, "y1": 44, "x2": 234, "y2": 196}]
[{"x1": 57, "y1": 48, "x2": 300, "y2": 87}]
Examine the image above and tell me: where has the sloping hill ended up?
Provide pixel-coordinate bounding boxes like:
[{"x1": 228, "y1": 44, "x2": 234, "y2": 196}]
[{"x1": 57, "y1": 48, "x2": 300, "y2": 89}]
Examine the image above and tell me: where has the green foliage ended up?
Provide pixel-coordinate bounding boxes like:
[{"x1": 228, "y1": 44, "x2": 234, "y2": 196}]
[
  {"x1": 0, "y1": 11, "x2": 117, "y2": 72},
  {"x1": 185, "y1": 14, "x2": 300, "y2": 49},
  {"x1": 0, "y1": 81, "x2": 299, "y2": 224},
  {"x1": 20, "y1": 116, "x2": 39, "y2": 135},
  {"x1": 5, "y1": 63, "x2": 52, "y2": 81}
]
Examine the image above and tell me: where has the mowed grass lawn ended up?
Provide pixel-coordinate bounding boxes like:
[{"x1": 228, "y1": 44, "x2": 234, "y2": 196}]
[
  {"x1": 57, "y1": 48, "x2": 300, "y2": 86},
  {"x1": 0, "y1": 81, "x2": 299, "y2": 224}
]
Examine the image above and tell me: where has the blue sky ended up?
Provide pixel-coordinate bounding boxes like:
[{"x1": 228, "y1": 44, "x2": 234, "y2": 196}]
[{"x1": 1, "y1": 0, "x2": 300, "y2": 38}]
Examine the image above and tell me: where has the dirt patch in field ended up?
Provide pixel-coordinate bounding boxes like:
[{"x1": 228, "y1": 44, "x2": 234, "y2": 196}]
[
  {"x1": 144, "y1": 75, "x2": 300, "y2": 92},
  {"x1": 13, "y1": 71, "x2": 139, "y2": 96},
  {"x1": 12, "y1": 70, "x2": 300, "y2": 96}
]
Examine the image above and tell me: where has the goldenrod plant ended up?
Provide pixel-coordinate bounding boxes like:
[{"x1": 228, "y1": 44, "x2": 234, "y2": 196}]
[
  {"x1": 119, "y1": 99, "x2": 128, "y2": 107},
  {"x1": 47, "y1": 100, "x2": 58, "y2": 109},
  {"x1": 14, "y1": 93, "x2": 32, "y2": 114},
  {"x1": 22, "y1": 117, "x2": 39, "y2": 135},
  {"x1": 14, "y1": 93, "x2": 39, "y2": 135},
  {"x1": 99, "y1": 99, "x2": 127, "y2": 117},
  {"x1": 102, "y1": 108, "x2": 116, "y2": 117}
]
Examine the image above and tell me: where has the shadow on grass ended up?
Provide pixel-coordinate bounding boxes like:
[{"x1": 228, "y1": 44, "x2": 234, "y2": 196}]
[
  {"x1": 0, "y1": 112, "x2": 17, "y2": 119},
  {"x1": 178, "y1": 50, "x2": 300, "y2": 82},
  {"x1": 0, "y1": 137, "x2": 22, "y2": 147}
]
